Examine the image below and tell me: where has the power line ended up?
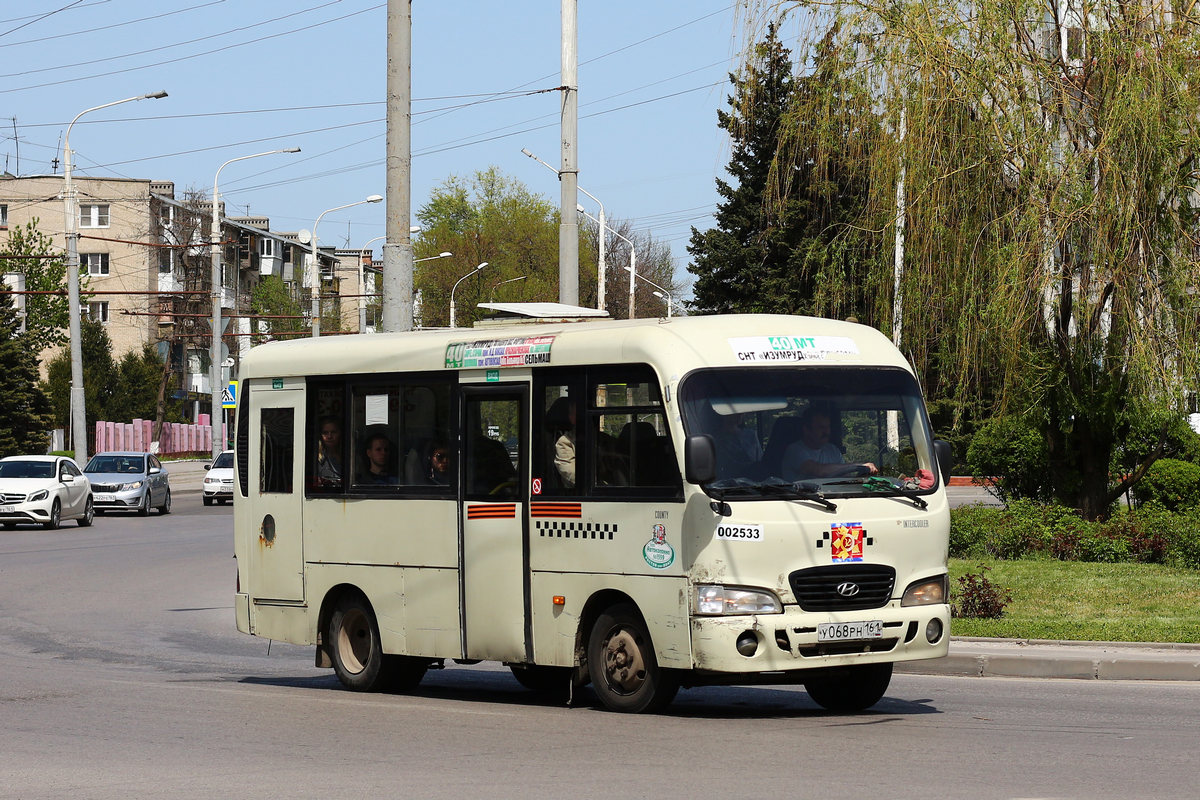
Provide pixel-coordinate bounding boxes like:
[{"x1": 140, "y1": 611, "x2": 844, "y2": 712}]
[
  {"x1": 0, "y1": 1, "x2": 222, "y2": 49},
  {"x1": 0, "y1": 0, "x2": 86, "y2": 40}
]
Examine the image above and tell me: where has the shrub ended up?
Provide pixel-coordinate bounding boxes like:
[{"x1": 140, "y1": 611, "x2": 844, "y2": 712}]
[
  {"x1": 1132, "y1": 458, "x2": 1200, "y2": 512},
  {"x1": 948, "y1": 504, "x2": 997, "y2": 557},
  {"x1": 1100, "y1": 508, "x2": 1169, "y2": 564},
  {"x1": 966, "y1": 415, "x2": 1050, "y2": 504},
  {"x1": 1162, "y1": 508, "x2": 1200, "y2": 570},
  {"x1": 952, "y1": 565, "x2": 1012, "y2": 619}
]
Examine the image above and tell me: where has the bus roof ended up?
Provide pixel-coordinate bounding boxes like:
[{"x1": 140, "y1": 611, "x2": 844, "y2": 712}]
[{"x1": 238, "y1": 314, "x2": 913, "y2": 380}]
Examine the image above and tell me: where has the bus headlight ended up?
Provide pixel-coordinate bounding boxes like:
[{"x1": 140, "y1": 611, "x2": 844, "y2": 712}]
[
  {"x1": 695, "y1": 585, "x2": 782, "y2": 615},
  {"x1": 902, "y1": 575, "x2": 948, "y2": 606}
]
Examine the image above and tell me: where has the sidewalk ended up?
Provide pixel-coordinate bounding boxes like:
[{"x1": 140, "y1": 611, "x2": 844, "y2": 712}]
[
  {"x1": 897, "y1": 638, "x2": 1200, "y2": 681},
  {"x1": 162, "y1": 459, "x2": 212, "y2": 495}
]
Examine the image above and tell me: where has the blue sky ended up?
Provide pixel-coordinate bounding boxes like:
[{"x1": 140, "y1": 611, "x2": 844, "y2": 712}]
[{"x1": 1, "y1": 1, "x2": 771, "y2": 298}]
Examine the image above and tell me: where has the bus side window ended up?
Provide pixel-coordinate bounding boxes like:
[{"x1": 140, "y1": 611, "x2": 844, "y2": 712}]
[{"x1": 260, "y1": 408, "x2": 294, "y2": 494}]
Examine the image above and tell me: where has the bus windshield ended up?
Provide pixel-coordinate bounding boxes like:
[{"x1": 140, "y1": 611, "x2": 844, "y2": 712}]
[{"x1": 679, "y1": 366, "x2": 937, "y2": 499}]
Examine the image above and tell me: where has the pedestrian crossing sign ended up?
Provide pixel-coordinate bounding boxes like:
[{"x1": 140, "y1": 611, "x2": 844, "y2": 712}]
[{"x1": 222, "y1": 380, "x2": 238, "y2": 409}]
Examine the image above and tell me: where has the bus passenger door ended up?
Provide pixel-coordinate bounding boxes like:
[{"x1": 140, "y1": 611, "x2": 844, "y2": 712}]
[
  {"x1": 460, "y1": 387, "x2": 529, "y2": 663},
  {"x1": 247, "y1": 386, "x2": 305, "y2": 602}
]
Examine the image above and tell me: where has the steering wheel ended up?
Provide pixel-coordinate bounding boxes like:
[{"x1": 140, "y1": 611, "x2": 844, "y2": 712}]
[{"x1": 829, "y1": 464, "x2": 872, "y2": 479}]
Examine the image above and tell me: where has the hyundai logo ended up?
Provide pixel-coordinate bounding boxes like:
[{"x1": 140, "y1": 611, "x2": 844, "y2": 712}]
[{"x1": 836, "y1": 582, "x2": 861, "y2": 597}]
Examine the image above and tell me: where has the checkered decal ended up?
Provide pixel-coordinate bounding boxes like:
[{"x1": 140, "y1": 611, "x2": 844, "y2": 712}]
[
  {"x1": 815, "y1": 529, "x2": 873, "y2": 547},
  {"x1": 536, "y1": 520, "x2": 617, "y2": 540}
]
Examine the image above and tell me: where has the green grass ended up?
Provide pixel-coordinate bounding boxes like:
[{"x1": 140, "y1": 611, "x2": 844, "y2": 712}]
[{"x1": 948, "y1": 558, "x2": 1200, "y2": 643}]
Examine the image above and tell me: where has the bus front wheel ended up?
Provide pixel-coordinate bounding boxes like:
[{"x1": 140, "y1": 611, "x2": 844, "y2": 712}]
[
  {"x1": 329, "y1": 594, "x2": 386, "y2": 691},
  {"x1": 804, "y1": 662, "x2": 892, "y2": 712},
  {"x1": 587, "y1": 603, "x2": 678, "y2": 713}
]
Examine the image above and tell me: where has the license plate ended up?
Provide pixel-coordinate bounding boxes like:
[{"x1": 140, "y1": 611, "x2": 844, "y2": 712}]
[
  {"x1": 94, "y1": 494, "x2": 113, "y2": 502},
  {"x1": 818, "y1": 620, "x2": 884, "y2": 642},
  {"x1": 0, "y1": 505, "x2": 12, "y2": 514}
]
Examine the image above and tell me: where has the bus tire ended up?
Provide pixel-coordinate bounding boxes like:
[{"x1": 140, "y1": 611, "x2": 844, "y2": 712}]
[
  {"x1": 804, "y1": 662, "x2": 892, "y2": 712},
  {"x1": 382, "y1": 655, "x2": 428, "y2": 692},
  {"x1": 509, "y1": 664, "x2": 571, "y2": 698},
  {"x1": 328, "y1": 594, "x2": 386, "y2": 692},
  {"x1": 587, "y1": 603, "x2": 678, "y2": 713}
]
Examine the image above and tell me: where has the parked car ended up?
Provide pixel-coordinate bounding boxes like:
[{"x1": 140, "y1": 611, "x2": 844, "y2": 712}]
[
  {"x1": 83, "y1": 452, "x2": 171, "y2": 516},
  {"x1": 203, "y1": 451, "x2": 235, "y2": 506},
  {"x1": 0, "y1": 455, "x2": 94, "y2": 530}
]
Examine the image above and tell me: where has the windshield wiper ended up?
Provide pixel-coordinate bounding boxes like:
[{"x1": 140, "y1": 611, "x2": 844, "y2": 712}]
[
  {"x1": 758, "y1": 479, "x2": 838, "y2": 512},
  {"x1": 860, "y1": 476, "x2": 929, "y2": 510}
]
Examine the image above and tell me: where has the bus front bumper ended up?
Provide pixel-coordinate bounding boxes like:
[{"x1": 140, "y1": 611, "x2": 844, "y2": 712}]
[{"x1": 688, "y1": 603, "x2": 950, "y2": 675}]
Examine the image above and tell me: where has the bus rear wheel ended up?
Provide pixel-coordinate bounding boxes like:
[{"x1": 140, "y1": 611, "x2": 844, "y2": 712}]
[
  {"x1": 328, "y1": 594, "x2": 386, "y2": 691},
  {"x1": 587, "y1": 603, "x2": 678, "y2": 713},
  {"x1": 804, "y1": 662, "x2": 893, "y2": 712}
]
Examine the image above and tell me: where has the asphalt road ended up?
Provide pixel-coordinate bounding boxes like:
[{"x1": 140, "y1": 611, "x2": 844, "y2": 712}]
[{"x1": 2, "y1": 499, "x2": 1197, "y2": 799}]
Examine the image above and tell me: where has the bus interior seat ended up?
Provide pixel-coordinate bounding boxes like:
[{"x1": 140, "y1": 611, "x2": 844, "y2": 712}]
[{"x1": 761, "y1": 415, "x2": 804, "y2": 478}]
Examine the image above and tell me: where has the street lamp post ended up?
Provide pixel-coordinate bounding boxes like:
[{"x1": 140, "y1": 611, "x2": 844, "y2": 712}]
[
  {"x1": 577, "y1": 205, "x2": 636, "y2": 318},
  {"x1": 210, "y1": 147, "x2": 299, "y2": 460},
  {"x1": 623, "y1": 266, "x2": 672, "y2": 318},
  {"x1": 449, "y1": 262, "x2": 488, "y2": 328},
  {"x1": 310, "y1": 195, "x2": 383, "y2": 337},
  {"x1": 62, "y1": 90, "x2": 167, "y2": 465},
  {"x1": 522, "y1": 147, "x2": 605, "y2": 310},
  {"x1": 490, "y1": 275, "x2": 527, "y2": 302}
]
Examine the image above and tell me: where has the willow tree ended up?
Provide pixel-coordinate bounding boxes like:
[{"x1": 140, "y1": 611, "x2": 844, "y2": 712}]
[{"x1": 749, "y1": 1, "x2": 1200, "y2": 518}]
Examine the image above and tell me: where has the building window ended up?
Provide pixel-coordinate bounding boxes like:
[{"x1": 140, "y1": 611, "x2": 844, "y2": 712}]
[
  {"x1": 87, "y1": 301, "x2": 109, "y2": 323},
  {"x1": 0, "y1": 204, "x2": 7, "y2": 228},
  {"x1": 81, "y1": 253, "x2": 110, "y2": 275},
  {"x1": 79, "y1": 204, "x2": 110, "y2": 228},
  {"x1": 259, "y1": 238, "x2": 275, "y2": 258},
  {"x1": 158, "y1": 249, "x2": 174, "y2": 274}
]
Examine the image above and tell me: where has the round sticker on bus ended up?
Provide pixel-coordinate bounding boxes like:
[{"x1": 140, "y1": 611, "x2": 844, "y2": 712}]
[
  {"x1": 532, "y1": 477, "x2": 542, "y2": 495},
  {"x1": 643, "y1": 524, "x2": 675, "y2": 569}
]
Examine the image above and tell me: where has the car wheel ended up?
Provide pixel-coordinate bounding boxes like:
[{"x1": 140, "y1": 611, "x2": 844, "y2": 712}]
[
  {"x1": 77, "y1": 496, "x2": 94, "y2": 527},
  {"x1": 158, "y1": 488, "x2": 172, "y2": 515},
  {"x1": 587, "y1": 602, "x2": 678, "y2": 713},
  {"x1": 203, "y1": 495, "x2": 213, "y2": 506},
  {"x1": 43, "y1": 499, "x2": 61, "y2": 530},
  {"x1": 137, "y1": 491, "x2": 150, "y2": 517}
]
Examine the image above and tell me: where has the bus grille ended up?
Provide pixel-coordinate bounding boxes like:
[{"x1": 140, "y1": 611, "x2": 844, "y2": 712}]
[{"x1": 788, "y1": 565, "x2": 896, "y2": 611}]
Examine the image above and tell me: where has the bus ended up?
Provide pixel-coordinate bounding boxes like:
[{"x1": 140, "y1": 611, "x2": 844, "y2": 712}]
[{"x1": 233, "y1": 310, "x2": 951, "y2": 713}]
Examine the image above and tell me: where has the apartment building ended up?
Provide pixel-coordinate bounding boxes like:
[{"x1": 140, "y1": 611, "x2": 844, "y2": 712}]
[{"x1": 0, "y1": 174, "x2": 345, "y2": 418}]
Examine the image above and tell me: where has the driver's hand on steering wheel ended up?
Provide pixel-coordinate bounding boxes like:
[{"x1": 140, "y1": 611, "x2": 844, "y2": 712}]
[{"x1": 863, "y1": 462, "x2": 879, "y2": 475}]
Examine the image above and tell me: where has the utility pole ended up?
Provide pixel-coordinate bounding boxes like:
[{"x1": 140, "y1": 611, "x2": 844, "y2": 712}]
[
  {"x1": 559, "y1": 0, "x2": 579, "y2": 306},
  {"x1": 382, "y1": 0, "x2": 414, "y2": 331}
]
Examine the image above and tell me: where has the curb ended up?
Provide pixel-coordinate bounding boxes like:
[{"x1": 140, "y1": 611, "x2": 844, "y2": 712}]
[{"x1": 896, "y1": 638, "x2": 1200, "y2": 681}]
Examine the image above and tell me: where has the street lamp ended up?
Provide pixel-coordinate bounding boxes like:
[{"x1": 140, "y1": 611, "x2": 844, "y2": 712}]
[
  {"x1": 310, "y1": 195, "x2": 383, "y2": 337},
  {"x1": 416, "y1": 251, "x2": 453, "y2": 263},
  {"x1": 210, "y1": 147, "x2": 299, "y2": 459},
  {"x1": 620, "y1": 266, "x2": 673, "y2": 318},
  {"x1": 491, "y1": 275, "x2": 527, "y2": 302},
  {"x1": 62, "y1": 90, "x2": 167, "y2": 465},
  {"x1": 449, "y1": 262, "x2": 487, "y2": 328},
  {"x1": 522, "y1": 147, "x2": 606, "y2": 310},
  {"x1": 577, "y1": 205, "x2": 637, "y2": 319}
]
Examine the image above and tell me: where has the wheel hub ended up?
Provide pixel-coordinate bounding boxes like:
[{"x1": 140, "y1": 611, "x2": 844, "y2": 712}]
[{"x1": 602, "y1": 628, "x2": 647, "y2": 694}]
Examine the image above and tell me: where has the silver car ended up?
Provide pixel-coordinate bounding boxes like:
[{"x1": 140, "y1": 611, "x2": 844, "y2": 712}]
[
  {"x1": 0, "y1": 455, "x2": 94, "y2": 530},
  {"x1": 83, "y1": 452, "x2": 172, "y2": 516}
]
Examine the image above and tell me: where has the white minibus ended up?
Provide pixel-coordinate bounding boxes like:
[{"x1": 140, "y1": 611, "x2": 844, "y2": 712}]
[{"x1": 233, "y1": 310, "x2": 951, "y2": 713}]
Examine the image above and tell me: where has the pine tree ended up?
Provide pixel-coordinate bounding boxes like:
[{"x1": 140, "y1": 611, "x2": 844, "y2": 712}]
[{"x1": 0, "y1": 300, "x2": 53, "y2": 456}]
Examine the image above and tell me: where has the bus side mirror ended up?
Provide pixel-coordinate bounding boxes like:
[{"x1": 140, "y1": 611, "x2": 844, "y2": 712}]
[
  {"x1": 685, "y1": 434, "x2": 717, "y2": 485},
  {"x1": 933, "y1": 439, "x2": 952, "y2": 484}
]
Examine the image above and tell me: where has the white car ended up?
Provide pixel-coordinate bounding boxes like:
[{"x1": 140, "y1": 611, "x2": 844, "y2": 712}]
[
  {"x1": 203, "y1": 451, "x2": 236, "y2": 506},
  {"x1": 0, "y1": 455, "x2": 94, "y2": 530}
]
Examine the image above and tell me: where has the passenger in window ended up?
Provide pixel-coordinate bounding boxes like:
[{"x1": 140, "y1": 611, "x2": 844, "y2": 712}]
[
  {"x1": 362, "y1": 433, "x2": 397, "y2": 484},
  {"x1": 427, "y1": 442, "x2": 451, "y2": 486},
  {"x1": 551, "y1": 399, "x2": 577, "y2": 488},
  {"x1": 782, "y1": 407, "x2": 877, "y2": 479},
  {"x1": 315, "y1": 417, "x2": 343, "y2": 487},
  {"x1": 712, "y1": 409, "x2": 762, "y2": 479}
]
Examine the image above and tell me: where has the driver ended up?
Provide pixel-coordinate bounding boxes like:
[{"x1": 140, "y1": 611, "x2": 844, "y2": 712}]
[{"x1": 781, "y1": 407, "x2": 877, "y2": 479}]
